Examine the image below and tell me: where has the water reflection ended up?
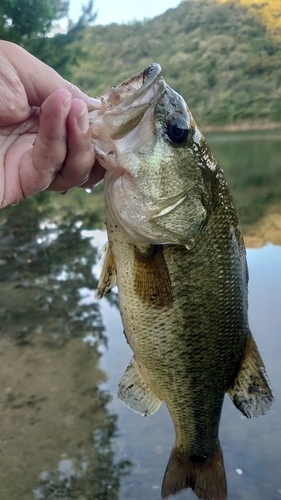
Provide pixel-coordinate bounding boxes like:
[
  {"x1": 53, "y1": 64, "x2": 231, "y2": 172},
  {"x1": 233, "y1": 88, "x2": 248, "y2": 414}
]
[
  {"x1": 206, "y1": 129, "x2": 281, "y2": 245},
  {"x1": 0, "y1": 200, "x2": 131, "y2": 500},
  {"x1": 0, "y1": 198, "x2": 105, "y2": 346}
]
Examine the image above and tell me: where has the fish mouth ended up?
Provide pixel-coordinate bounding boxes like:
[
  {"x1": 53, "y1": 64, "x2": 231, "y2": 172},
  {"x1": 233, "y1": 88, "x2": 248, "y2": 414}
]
[
  {"x1": 89, "y1": 64, "x2": 164, "y2": 175},
  {"x1": 101, "y1": 63, "x2": 163, "y2": 112}
]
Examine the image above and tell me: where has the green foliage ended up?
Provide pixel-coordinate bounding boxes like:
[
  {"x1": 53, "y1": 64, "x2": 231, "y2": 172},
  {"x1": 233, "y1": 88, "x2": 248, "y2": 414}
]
[
  {"x1": 0, "y1": 0, "x2": 68, "y2": 43},
  {"x1": 1, "y1": 0, "x2": 280, "y2": 125},
  {"x1": 70, "y1": 0, "x2": 281, "y2": 126},
  {"x1": 0, "y1": 0, "x2": 97, "y2": 80},
  {"x1": 28, "y1": 0, "x2": 97, "y2": 79},
  {"x1": 25, "y1": 25, "x2": 88, "y2": 80}
]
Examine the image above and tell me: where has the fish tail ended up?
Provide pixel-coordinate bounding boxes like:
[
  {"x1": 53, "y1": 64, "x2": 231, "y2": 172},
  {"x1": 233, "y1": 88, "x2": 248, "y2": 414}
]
[{"x1": 161, "y1": 444, "x2": 227, "y2": 500}]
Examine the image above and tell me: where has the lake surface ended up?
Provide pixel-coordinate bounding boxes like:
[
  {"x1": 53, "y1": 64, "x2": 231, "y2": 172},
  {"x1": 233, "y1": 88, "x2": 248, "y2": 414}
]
[{"x1": 0, "y1": 130, "x2": 280, "y2": 500}]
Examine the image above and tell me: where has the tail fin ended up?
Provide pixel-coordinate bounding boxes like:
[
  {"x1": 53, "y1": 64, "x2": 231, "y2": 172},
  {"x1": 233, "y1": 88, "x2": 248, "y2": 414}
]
[{"x1": 161, "y1": 444, "x2": 227, "y2": 500}]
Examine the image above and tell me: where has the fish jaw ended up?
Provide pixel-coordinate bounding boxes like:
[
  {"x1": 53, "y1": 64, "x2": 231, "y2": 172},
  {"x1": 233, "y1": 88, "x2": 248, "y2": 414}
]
[
  {"x1": 89, "y1": 63, "x2": 164, "y2": 177},
  {"x1": 90, "y1": 63, "x2": 213, "y2": 247}
]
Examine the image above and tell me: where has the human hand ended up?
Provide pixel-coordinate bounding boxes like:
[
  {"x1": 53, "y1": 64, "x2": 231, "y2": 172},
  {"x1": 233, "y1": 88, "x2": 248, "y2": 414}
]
[{"x1": 0, "y1": 40, "x2": 105, "y2": 209}]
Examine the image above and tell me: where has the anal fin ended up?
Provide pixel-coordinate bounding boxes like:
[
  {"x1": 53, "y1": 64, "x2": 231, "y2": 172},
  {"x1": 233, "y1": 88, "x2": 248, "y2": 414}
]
[
  {"x1": 227, "y1": 332, "x2": 275, "y2": 418},
  {"x1": 117, "y1": 357, "x2": 162, "y2": 416},
  {"x1": 95, "y1": 242, "x2": 116, "y2": 299}
]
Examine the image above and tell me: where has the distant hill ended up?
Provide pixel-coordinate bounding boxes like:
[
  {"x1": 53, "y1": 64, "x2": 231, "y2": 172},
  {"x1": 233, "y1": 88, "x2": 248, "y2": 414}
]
[
  {"x1": 217, "y1": 0, "x2": 281, "y2": 35},
  {"x1": 71, "y1": 0, "x2": 281, "y2": 127}
]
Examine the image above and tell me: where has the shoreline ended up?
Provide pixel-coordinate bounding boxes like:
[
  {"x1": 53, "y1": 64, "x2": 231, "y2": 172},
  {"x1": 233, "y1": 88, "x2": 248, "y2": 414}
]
[
  {"x1": 201, "y1": 120, "x2": 281, "y2": 133},
  {"x1": 243, "y1": 204, "x2": 281, "y2": 248}
]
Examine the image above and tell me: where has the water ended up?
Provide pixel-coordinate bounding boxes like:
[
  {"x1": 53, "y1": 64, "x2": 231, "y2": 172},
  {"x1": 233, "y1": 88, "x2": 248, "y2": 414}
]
[
  {"x1": 205, "y1": 129, "x2": 281, "y2": 233},
  {"x1": 0, "y1": 130, "x2": 280, "y2": 499}
]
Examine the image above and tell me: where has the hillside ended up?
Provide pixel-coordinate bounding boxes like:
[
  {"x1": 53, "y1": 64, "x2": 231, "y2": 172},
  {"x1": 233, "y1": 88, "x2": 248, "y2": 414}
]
[
  {"x1": 70, "y1": 0, "x2": 281, "y2": 127},
  {"x1": 217, "y1": 0, "x2": 281, "y2": 35}
]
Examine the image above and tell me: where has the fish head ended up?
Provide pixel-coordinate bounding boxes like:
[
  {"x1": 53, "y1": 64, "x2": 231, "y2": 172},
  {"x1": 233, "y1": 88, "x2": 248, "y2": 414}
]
[{"x1": 90, "y1": 63, "x2": 217, "y2": 247}]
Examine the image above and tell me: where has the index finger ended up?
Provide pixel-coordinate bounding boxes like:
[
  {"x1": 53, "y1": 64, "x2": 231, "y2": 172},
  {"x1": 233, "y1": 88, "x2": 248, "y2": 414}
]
[{"x1": 0, "y1": 41, "x2": 101, "y2": 111}]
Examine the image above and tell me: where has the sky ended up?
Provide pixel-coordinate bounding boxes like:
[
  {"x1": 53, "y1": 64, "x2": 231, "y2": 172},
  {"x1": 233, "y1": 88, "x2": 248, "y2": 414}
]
[{"x1": 67, "y1": 0, "x2": 181, "y2": 26}]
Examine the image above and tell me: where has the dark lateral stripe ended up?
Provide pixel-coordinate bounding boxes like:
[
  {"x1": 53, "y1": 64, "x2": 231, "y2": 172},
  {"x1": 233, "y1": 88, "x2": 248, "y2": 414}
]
[{"x1": 134, "y1": 245, "x2": 173, "y2": 308}]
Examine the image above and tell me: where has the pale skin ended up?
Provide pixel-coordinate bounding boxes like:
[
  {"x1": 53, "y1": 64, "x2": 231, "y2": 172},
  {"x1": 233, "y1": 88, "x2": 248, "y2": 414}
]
[{"x1": 0, "y1": 40, "x2": 105, "y2": 209}]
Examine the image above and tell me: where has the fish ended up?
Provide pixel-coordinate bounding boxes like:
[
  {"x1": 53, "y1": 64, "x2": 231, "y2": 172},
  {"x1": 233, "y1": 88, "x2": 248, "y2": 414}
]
[{"x1": 89, "y1": 63, "x2": 274, "y2": 500}]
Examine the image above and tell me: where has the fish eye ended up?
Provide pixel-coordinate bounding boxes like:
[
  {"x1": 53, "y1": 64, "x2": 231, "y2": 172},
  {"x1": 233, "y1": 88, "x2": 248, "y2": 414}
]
[{"x1": 166, "y1": 116, "x2": 189, "y2": 144}]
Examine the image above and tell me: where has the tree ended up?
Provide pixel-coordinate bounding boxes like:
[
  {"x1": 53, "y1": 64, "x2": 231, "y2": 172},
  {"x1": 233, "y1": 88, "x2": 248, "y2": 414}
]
[
  {"x1": 25, "y1": 1, "x2": 98, "y2": 79},
  {"x1": 0, "y1": 0, "x2": 98, "y2": 80},
  {"x1": 0, "y1": 0, "x2": 69, "y2": 44}
]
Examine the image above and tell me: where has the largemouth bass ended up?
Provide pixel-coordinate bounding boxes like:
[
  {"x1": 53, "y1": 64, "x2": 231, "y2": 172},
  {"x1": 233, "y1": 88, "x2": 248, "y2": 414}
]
[{"x1": 90, "y1": 64, "x2": 274, "y2": 500}]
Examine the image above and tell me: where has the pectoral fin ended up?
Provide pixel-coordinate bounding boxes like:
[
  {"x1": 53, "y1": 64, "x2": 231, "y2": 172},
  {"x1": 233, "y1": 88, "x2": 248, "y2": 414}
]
[
  {"x1": 134, "y1": 245, "x2": 173, "y2": 308},
  {"x1": 95, "y1": 242, "x2": 117, "y2": 299},
  {"x1": 227, "y1": 332, "x2": 274, "y2": 418},
  {"x1": 118, "y1": 357, "x2": 162, "y2": 416}
]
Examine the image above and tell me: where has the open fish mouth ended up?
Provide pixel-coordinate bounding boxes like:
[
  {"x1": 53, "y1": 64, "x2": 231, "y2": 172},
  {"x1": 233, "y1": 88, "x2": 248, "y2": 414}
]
[
  {"x1": 90, "y1": 62, "x2": 201, "y2": 245},
  {"x1": 89, "y1": 63, "x2": 165, "y2": 166},
  {"x1": 98, "y1": 63, "x2": 163, "y2": 113}
]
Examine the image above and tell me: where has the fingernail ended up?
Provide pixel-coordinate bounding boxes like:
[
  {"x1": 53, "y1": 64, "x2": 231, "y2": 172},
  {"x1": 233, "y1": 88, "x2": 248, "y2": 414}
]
[
  {"x1": 76, "y1": 104, "x2": 89, "y2": 133},
  {"x1": 63, "y1": 94, "x2": 72, "y2": 117}
]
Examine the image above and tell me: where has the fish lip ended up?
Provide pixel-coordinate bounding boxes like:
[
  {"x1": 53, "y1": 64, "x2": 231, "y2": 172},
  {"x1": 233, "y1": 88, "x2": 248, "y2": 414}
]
[
  {"x1": 120, "y1": 62, "x2": 161, "y2": 88},
  {"x1": 128, "y1": 63, "x2": 162, "y2": 101},
  {"x1": 111, "y1": 63, "x2": 163, "y2": 109}
]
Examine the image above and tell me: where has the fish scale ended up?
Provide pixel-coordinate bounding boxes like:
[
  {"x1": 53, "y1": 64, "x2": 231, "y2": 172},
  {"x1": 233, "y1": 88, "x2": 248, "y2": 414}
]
[
  {"x1": 104, "y1": 198, "x2": 244, "y2": 482},
  {"x1": 92, "y1": 63, "x2": 274, "y2": 500}
]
